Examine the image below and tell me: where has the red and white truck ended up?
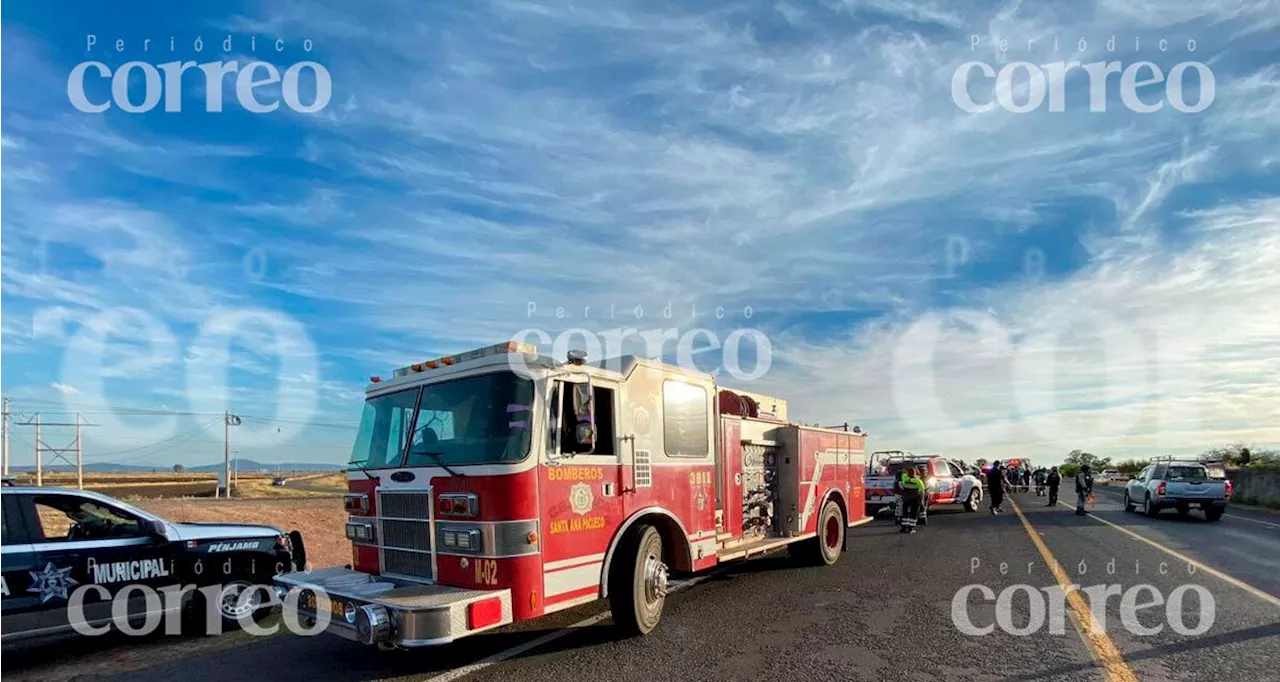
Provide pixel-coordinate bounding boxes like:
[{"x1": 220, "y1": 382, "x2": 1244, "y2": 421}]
[
  {"x1": 864, "y1": 451, "x2": 983, "y2": 521},
  {"x1": 276, "y1": 342, "x2": 869, "y2": 648}
]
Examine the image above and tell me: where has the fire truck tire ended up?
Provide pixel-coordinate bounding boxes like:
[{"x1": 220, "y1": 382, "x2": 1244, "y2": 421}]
[
  {"x1": 791, "y1": 500, "x2": 844, "y2": 566},
  {"x1": 610, "y1": 525, "x2": 667, "y2": 636}
]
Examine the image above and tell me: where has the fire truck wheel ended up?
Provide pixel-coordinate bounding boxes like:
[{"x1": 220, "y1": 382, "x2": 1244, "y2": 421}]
[
  {"x1": 791, "y1": 500, "x2": 844, "y2": 566},
  {"x1": 610, "y1": 525, "x2": 667, "y2": 636}
]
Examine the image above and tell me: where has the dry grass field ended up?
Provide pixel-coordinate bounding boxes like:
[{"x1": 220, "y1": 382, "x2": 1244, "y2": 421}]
[
  {"x1": 138, "y1": 496, "x2": 350, "y2": 569},
  {"x1": 8, "y1": 470, "x2": 348, "y2": 500},
  {"x1": 9, "y1": 471, "x2": 352, "y2": 568}
]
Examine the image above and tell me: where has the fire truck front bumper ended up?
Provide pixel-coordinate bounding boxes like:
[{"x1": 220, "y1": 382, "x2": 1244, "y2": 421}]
[{"x1": 275, "y1": 566, "x2": 514, "y2": 648}]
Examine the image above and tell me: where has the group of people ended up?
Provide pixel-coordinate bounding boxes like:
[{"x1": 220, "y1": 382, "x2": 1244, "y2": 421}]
[
  {"x1": 985, "y1": 461, "x2": 1095, "y2": 515},
  {"x1": 894, "y1": 460, "x2": 1098, "y2": 533}
]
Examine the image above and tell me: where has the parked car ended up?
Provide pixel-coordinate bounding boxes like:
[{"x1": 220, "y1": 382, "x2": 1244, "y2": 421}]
[
  {"x1": 1, "y1": 486, "x2": 307, "y2": 644},
  {"x1": 1123, "y1": 460, "x2": 1230, "y2": 521},
  {"x1": 1095, "y1": 470, "x2": 1122, "y2": 486}
]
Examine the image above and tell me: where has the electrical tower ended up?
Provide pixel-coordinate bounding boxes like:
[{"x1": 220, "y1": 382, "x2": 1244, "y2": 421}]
[{"x1": 18, "y1": 413, "x2": 98, "y2": 488}]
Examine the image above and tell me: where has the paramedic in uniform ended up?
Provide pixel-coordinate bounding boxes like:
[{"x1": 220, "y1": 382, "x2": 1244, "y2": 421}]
[{"x1": 898, "y1": 467, "x2": 926, "y2": 534}]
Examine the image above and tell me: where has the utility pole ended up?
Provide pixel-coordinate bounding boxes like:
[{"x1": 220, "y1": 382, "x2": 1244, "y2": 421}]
[
  {"x1": 223, "y1": 412, "x2": 241, "y2": 498},
  {"x1": 34, "y1": 413, "x2": 42, "y2": 487},
  {"x1": 2, "y1": 397, "x2": 11, "y2": 476}
]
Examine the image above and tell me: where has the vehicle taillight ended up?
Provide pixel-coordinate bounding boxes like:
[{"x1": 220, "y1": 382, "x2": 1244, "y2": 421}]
[
  {"x1": 344, "y1": 493, "x2": 369, "y2": 514},
  {"x1": 438, "y1": 493, "x2": 478, "y2": 517},
  {"x1": 1224, "y1": 480, "x2": 1233, "y2": 499},
  {"x1": 1156, "y1": 482, "x2": 1167, "y2": 496}
]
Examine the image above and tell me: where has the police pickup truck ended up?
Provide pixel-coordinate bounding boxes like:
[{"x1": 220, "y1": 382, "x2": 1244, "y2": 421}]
[{"x1": 1, "y1": 485, "x2": 307, "y2": 644}]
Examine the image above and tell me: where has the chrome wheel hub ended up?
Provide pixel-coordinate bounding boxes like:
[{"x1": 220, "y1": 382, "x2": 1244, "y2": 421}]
[
  {"x1": 220, "y1": 582, "x2": 261, "y2": 619},
  {"x1": 643, "y1": 555, "x2": 669, "y2": 603}
]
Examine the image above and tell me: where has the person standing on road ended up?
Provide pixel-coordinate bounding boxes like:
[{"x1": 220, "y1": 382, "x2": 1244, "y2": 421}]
[
  {"x1": 1046, "y1": 467, "x2": 1061, "y2": 506},
  {"x1": 892, "y1": 466, "x2": 906, "y2": 526},
  {"x1": 1034, "y1": 468, "x2": 1046, "y2": 496},
  {"x1": 987, "y1": 461, "x2": 1006, "y2": 514},
  {"x1": 1075, "y1": 464, "x2": 1094, "y2": 515},
  {"x1": 899, "y1": 466, "x2": 926, "y2": 534}
]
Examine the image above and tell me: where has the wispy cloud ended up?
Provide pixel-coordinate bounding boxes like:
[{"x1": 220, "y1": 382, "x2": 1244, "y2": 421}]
[{"x1": 2, "y1": 0, "x2": 1278, "y2": 463}]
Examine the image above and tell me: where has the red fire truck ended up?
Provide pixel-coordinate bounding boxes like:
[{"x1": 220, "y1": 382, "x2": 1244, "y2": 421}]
[{"x1": 276, "y1": 342, "x2": 869, "y2": 648}]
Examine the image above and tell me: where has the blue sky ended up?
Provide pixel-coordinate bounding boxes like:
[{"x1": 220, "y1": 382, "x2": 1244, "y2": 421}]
[{"x1": 2, "y1": 0, "x2": 1278, "y2": 468}]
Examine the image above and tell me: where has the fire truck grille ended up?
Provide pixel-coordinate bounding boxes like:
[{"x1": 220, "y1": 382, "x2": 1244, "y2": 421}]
[
  {"x1": 379, "y1": 490, "x2": 433, "y2": 520},
  {"x1": 381, "y1": 519, "x2": 431, "y2": 551},
  {"x1": 382, "y1": 548, "x2": 434, "y2": 581},
  {"x1": 377, "y1": 488, "x2": 435, "y2": 582}
]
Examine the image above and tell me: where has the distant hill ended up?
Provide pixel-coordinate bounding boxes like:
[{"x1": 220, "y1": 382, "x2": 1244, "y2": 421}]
[
  {"x1": 9, "y1": 460, "x2": 346, "y2": 474},
  {"x1": 185, "y1": 459, "x2": 346, "y2": 473}
]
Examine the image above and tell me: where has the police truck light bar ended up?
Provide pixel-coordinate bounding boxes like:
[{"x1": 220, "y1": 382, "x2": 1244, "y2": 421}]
[{"x1": 392, "y1": 342, "x2": 538, "y2": 378}]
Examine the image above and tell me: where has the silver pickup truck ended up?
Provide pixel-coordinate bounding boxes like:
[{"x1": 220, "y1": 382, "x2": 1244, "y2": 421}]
[{"x1": 1123, "y1": 460, "x2": 1230, "y2": 521}]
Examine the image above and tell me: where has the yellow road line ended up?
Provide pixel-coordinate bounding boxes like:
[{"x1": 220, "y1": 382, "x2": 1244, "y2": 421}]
[
  {"x1": 1054, "y1": 500, "x2": 1280, "y2": 608},
  {"x1": 1010, "y1": 498, "x2": 1139, "y2": 682}
]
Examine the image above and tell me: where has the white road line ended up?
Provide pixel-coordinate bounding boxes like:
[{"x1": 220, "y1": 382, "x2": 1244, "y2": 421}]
[
  {"x1": 1084, "y1": 489, "x2": 1280, "y2": 529},
  {"x1": 1055, "y1": 501, "x2": 1280, "y2": 608},
  {"x1": 1223, "y1": 513, "x2": 1280, "y2": 530},
  {"x1": 422, "y1": 563, "x2": 736, "y2": 682}
]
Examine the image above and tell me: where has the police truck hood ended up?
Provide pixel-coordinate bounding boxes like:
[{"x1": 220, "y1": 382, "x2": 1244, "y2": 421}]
[{"x1": 170, "y1": 522, "x2": 283, "y2": 541}]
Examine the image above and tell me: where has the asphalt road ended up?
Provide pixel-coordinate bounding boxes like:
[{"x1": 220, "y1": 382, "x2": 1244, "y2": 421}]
[{"x1": 9, "y1": 490, "x2": 1279, "y2": 682}]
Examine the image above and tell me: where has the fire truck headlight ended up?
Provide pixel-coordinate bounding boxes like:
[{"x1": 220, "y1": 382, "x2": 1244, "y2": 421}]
[
  {"x1": 441, "y1": 528, "x2": 482, "y2": 551},
  {"x1": 346, "y1": 522, "x2": 375, "y2": 543}
]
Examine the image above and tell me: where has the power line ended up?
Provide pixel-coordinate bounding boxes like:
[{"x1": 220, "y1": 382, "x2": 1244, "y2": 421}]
[
  {"x1": 2, "y1": 398, "x2": 359, "y2": 471},
  {"x1": 82, "y1": 417, "x2": 225, "y2": 459}
]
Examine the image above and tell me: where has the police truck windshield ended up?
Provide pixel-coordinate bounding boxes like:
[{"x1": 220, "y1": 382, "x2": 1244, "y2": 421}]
[{"x1": 348, "y1": 372, "x2": 535, "y2": 469}]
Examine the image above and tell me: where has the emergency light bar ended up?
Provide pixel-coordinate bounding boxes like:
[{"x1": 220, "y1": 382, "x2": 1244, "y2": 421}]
[{"x1": 391, "y1": 342, "x2": 538, "y2": 378}]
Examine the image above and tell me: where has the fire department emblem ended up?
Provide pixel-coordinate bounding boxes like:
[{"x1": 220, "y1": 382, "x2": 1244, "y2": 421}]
[
  {"x1": 633, "y1": 407, "x2": 651, "y2": 435},
  {"x1": 569, "y1": 482, "x2": 594, "y2": 515}
]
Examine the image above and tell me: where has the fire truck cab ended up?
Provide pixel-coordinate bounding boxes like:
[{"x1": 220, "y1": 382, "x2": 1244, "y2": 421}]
[{"x1": 276, "y1": 342, "x2": 869, "y2": 648}]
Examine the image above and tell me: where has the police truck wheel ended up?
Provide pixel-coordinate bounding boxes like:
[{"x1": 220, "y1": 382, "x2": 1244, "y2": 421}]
[
  {"x1": 610, "y1": 525, "x2": 667, "y2": 636},
  {"x1": 188, "y1": 579, "x2": 271, "y2": 634},
  {"x1": 964, "y1": 489, "x2": 980, "y2": 512},
  {"x1": 217, "y1": 580, "x2": 266, "y2": 624}
]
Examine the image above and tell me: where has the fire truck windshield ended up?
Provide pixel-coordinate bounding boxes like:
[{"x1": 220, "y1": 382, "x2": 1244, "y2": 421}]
[{"x1": 348, "y1": 372, "x2": 536, "y2": 469}]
